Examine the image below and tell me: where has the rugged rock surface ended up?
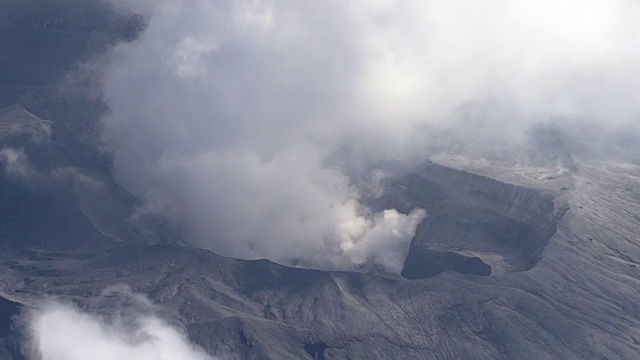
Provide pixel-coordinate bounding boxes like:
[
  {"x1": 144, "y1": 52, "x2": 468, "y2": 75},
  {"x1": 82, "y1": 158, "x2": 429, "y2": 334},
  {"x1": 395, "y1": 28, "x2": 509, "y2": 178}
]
[
  {"x1": 373, "y1": 162, "x2": 567, "y2": 278},
  {"x1": 1, "y1": 1, "x2": 640, "y2": 360},
  {"x1": 3, "y1": 153, "x2": 640, "y2": 359}
]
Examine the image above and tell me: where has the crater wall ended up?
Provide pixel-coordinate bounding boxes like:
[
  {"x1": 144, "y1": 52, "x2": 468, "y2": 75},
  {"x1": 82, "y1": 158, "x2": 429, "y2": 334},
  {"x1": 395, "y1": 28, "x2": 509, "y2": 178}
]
[{"x1": 373, "y1": 162, "x2": 564, "y2": 279}]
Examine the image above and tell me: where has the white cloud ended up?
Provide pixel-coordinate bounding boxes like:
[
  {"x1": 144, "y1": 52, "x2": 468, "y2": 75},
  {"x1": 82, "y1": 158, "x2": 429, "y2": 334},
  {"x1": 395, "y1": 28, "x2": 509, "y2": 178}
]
[
  {"x1": 170, "y1": 36, "x2": 220, "y2": 80},
  {"x1": 100, "y1": 0, "x2": 640, "y2": 273},
  {"x1": 0, "y1": 147, "x2": 34, "y2": 179},
  {"x1": 25, "y1": 292, "x2": 218, "y2": 360}
]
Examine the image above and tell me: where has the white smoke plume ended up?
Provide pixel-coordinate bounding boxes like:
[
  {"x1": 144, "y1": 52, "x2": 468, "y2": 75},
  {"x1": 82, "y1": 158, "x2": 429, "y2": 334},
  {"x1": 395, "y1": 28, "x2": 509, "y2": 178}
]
[
  {"x1": 101, "y1": 0, "x2": 640, "y2": 272},
  {"x1": 0, "y1": 147, "x2": 33, "y2": 179},
  {"x1": 25, "y1": 291, "x2": 218, "y2": 360}
]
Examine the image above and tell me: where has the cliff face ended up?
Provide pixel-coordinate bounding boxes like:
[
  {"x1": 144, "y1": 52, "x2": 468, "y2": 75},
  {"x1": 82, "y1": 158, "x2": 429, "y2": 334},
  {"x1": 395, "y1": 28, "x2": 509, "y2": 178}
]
[{"x1": 372, "y1": 162, "x2": 565, "y2": 278}]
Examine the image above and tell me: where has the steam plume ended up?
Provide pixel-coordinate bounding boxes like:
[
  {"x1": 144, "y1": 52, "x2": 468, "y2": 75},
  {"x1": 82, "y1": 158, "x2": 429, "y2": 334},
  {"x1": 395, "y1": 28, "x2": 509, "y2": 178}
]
[{"x1": 101, "y1": 0, "x2": 640, "y2": 272}]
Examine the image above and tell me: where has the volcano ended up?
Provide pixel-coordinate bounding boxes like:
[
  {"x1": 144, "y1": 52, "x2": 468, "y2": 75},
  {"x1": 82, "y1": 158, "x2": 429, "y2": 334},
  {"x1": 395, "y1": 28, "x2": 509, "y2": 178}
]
[{"x1": 2, "y1": 1, "x2": 640, "y2": 359}]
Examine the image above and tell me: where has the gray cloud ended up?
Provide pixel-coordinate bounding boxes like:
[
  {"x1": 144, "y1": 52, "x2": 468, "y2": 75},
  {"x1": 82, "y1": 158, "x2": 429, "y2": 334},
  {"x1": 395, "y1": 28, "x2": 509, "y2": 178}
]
[
  {"x1": 100, "y1": 0, "x2": 640, "y2": 272},
  {"x1": 25, "y1": 288, "x2": 219, "y2": 360}
]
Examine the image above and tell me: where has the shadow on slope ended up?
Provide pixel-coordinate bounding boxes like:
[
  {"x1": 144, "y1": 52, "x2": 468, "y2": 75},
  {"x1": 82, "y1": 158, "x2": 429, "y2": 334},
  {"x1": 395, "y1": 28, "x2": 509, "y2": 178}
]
[{"x1": 0, "y1": 296, "x2": 25, "y2": 360}]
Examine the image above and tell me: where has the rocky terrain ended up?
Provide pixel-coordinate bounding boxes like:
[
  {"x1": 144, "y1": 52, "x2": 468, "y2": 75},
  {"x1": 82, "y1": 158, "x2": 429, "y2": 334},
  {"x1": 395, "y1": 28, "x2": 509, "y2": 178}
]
[{"x1": 1, "y1": 1, "x2": 640, "y2": 359}]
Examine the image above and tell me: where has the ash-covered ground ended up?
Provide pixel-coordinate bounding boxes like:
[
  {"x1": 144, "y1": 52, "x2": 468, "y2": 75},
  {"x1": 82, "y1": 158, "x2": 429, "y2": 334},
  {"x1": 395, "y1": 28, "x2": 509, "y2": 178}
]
[{"x1": 2, "y1": 1, "x2": 640, "y2": 359}]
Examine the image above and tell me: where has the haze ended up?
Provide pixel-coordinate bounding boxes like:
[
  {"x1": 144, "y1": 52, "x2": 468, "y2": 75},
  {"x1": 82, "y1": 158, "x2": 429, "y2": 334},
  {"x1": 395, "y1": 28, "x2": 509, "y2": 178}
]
[{"x1": 100, "y1": 0, "x2": 640, "y2": 272}]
